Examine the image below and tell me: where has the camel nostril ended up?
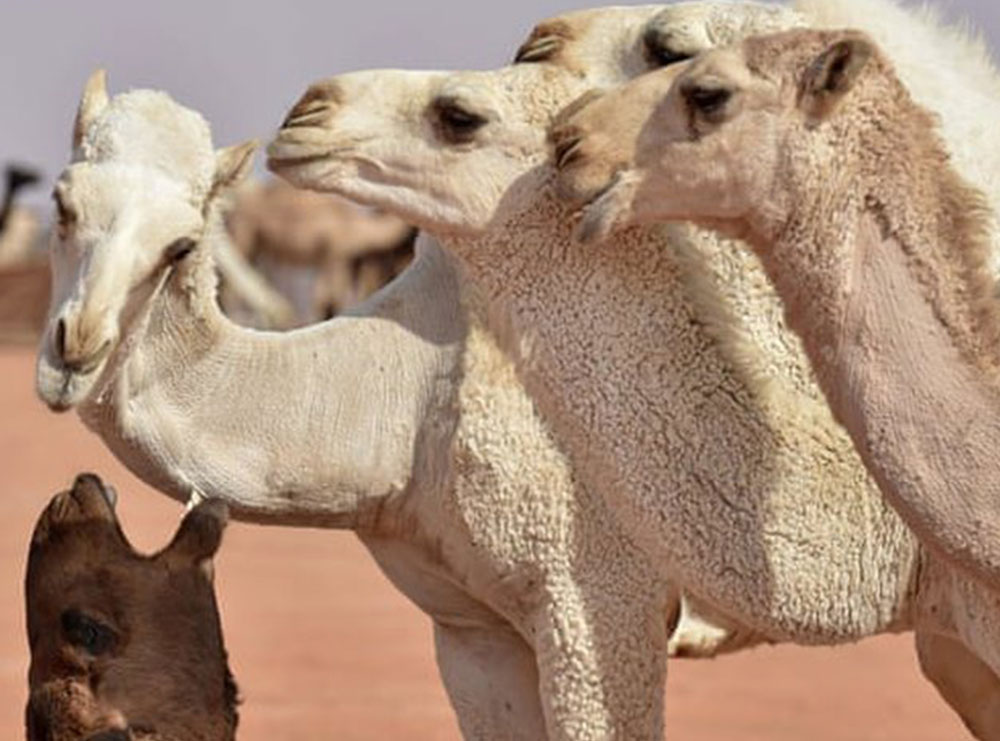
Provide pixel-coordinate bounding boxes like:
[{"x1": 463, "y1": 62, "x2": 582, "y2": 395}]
[
  {"x1": 281, "y1": 105, "x2": 331, "y2": 129},
  {"x1": 553, "y1": 131, "x2": 585, "y2": 170},
  {"x1": 282, "y1": 83, "x2": 341, "y2": 129},
  {"x1": 54, "y1": 318, "x2": 67, "y2": 361}
]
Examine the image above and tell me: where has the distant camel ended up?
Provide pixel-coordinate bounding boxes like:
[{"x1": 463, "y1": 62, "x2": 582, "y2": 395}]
[
  {"x1": 224, "y1": 179, "x2": 415, "y2": 322},
  {"x1": 0, "y1": 164, "x2": 42, "y2": 267},
  {"x1": 25, "y1": 473, "x2": 236, "y2": 741}
]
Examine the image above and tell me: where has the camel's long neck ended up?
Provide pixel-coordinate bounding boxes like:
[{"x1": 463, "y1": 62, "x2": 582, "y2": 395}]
[
  {"x1": 765, "y1": 197, "x2": 1000, "y2": 590},
  {"x1": 80, "y1": 237, "x2": 465, "y2": 528},
  {"x1": 438, "y1": 183, "x2": 923, "y2": 640}
]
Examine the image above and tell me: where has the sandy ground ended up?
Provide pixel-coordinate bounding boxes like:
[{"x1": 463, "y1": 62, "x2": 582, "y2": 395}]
[{"x1": 0, "y1": 346, "x2": 973, "y2": 740}]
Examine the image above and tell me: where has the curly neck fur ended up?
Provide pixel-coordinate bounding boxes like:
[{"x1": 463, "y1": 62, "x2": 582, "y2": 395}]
[{"x1": 437, "y1": 172, "x2": 918, "y2": 639}]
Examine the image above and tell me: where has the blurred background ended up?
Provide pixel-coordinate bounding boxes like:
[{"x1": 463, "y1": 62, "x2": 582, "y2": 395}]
[
  {"x1": 2, "y1": 0, "x2": 999, "y2": 206},
  {"x1": 1, "y1": 1, "x2": 999, "y2": 738}
]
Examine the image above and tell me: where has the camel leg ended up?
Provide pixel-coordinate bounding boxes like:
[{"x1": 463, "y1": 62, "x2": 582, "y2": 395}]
[
  {"x1": 434, "y1": 620, "x2": 549, "y2": 740},
  {"x1": 916, "y1": 631, "x2": 1000, "y2": 739},
  {"x1": 530, "y1": 579, "x2": 668, "y2": 741}
]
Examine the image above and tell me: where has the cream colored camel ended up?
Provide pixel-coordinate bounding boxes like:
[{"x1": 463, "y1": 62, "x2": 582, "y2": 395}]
[
  {"x1": 36, "y1": 71, "x2": 677, "y2": 740},
  {"x1": 269, "y1": 1, "x2": 1000, "y2": 734},
  {"x1": 225, "y1": 179, "x2": 414, "y2": 322},
  {"x1": 557, "y1": 24, "x2": 1000, "y2": 592},
  {"x1": 554, "y1": 26, "x2": 1000, "y2": 735}
]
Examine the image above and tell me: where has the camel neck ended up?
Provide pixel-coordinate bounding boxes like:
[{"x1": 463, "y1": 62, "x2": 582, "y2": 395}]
[
  {"x1": 77, "y1": 239, "x2": 466, "y2": 526},
  {"x1": 436, "y1": 185, "x2": 922, "y2": 639},
  {"x1": 765, "y1": 193, "x2": 1000, "y2": 589}
]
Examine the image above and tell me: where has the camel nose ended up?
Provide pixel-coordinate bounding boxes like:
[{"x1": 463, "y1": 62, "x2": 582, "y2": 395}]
[
  {"x1": 550, "y1": 125, "x2": 586, "y2": 170},
  {"x1": 54, "y1": 315, "x2": 113, "y2": 374},
  {"x1": 282, "y1": 81, "x2": 343, "y2": 129}
]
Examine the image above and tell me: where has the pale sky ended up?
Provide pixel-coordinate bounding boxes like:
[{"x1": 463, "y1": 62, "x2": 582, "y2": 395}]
[{"x1": 2, "y1": 0, "x2": 998, "y2": 208}]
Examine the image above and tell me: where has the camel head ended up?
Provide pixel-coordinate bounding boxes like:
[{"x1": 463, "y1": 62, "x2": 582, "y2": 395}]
[
  {"x1": 267, "y1": 2, "x2": 803, "y2": 234},
  {"x1": 553, "y1": 29, "x2": 891, "y2": 244},
  {"x1": 25, "y1": 474, "x2": 237, "y2": 741},
  {"x1": 36, "y1": 70, "x2": 257, "y2": 411}
]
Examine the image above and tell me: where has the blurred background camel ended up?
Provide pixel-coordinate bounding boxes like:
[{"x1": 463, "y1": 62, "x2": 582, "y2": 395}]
[
  {"x1": 0, "y1": 164, "x2": 48, "y2": 343},
  {"x1": 224, "y1": 178, "x2": 415, "y2": 323},
  {"x1": 0, "y1": 161, "x2": 416, "y2": 342}
]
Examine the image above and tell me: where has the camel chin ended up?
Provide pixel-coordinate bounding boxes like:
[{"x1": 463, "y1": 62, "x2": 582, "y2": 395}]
[{"x1": 35, "y1": 356, "x2": 103, "y2": 412}]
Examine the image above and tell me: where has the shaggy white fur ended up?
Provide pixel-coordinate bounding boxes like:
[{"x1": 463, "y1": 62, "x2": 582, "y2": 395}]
[{"x1": 269, "y1": 0, "x2": 1000, "y2": 735}]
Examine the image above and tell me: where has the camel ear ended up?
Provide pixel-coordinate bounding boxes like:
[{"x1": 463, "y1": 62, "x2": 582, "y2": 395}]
[
  {"x1": 213, "y1": 140, "x2": 258, "y2": 191},
  {"x1": 73, "y1": 69, "x2": 110, "y2": 152},
  {"x1": 800, "y1": 37, "x2": 873, "y2": 122},
  {"x1": 165, "y1": 499, "x2": 229, "y2": 575}
]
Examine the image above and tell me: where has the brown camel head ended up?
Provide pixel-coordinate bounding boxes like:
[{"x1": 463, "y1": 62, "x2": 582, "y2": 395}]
[{"x1": 25, "y1": 474, "x2": 237, "y2": 741}]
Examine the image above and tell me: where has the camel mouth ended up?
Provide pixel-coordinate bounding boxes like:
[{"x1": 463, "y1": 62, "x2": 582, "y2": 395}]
[
  {"x1": 36, "y1": 357, "x2": 106, "y2": 413},
  {"x1": 575, "y1": 172, "x2": 632, "y2": 244},
  {"x1": 576, "y1": 172, "x2": 622, "y2": 211}
]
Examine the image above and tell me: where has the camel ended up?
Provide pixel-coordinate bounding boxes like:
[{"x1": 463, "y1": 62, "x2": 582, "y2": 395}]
[
  {"x1": 0, "y1": 164, "x2": 43, "y2": 267},
  {"x1": 269, "y1": 0, "x2": 1000, "y2": 734},
  {"x1": 224, "y1": 179, "x2": 415, "y2": 322},
  {"x1": 35, "y1": 70, "x2": 678, "y2": 740},
  {"x1": 0, "y1": 165, "x2": 51, "y2": 342},
  {"x1": 25, "y1": 473, "x2": 237, "y2": 741},
  {"x1": 555, "y1": 27, "x2": 1000, "y2": 736}
]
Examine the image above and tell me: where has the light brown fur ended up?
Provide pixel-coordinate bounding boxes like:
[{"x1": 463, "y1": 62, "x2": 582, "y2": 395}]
[{"x1": 555, "y1": 27, "x2": 1000, "y2": 734}]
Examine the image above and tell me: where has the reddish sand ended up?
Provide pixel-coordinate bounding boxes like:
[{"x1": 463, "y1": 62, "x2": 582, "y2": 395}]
[{"x1": 0, "y1": 346, "x2": 971, "y2": 739}]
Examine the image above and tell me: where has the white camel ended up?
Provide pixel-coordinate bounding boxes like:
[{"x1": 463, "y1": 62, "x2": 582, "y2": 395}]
[
  {"x1": 36, "y1": 70, "x2": 681, "y2": 740},
  {"x1": 555, "y1": 27, "x2": 1000, "y2": 737},
  {"x1": 268, "y1": 0, "x2": 1000, "y2": 734}
]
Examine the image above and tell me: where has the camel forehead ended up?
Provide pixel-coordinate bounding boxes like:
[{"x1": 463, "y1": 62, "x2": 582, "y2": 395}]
[
  {"x1": 78, "y1": 89, "x2": 215, "y2": 195},
  {"x1": 441, "y1": 64, "x2": 588, "y2": 121},
  {"x1": 546, "y1": 4, "x2": 663, "y2": 44},
  {"x1": 337, "y1": 68, "x2": 445, "y2": 102},
  {"x1": 651, "y1": 1, "x2": 803, "y2": 45},
  {"x1": 686, "y1": 46, "x2": 760, "y2": 88},
  {"x1": 58, "y1": 163, "x2": 202, "y2": 232}
]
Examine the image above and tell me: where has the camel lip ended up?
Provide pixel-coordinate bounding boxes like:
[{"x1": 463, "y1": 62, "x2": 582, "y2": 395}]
[
  {"x1": 576, "y1": 172, "x2": 622, "y2": 211},
  {"x1": 38, "y1": 364, "x2": 98, "y2": 413}
]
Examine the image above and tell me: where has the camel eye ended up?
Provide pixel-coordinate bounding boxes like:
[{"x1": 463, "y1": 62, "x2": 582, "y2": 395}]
[
  {"x1": 643, "y1": 28, "x2": 695, "y2": 68},
  {"x1": 684, "y1": 86, "x2": 733, "y2": 118},
  {"x1": 61, "y1": 609, "x2": 117, "y2": 656},
  {"x1": 166, "y1": 237, "x2": 197, "y2": 263},
  {"x1": 433, "y1": 98, "x2": 489, "y2": 144}
]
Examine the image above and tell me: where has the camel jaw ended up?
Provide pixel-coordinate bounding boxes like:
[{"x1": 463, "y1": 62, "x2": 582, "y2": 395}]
[{"x1": 35, "y1": 354, "x2": 106, "y2": 413}]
